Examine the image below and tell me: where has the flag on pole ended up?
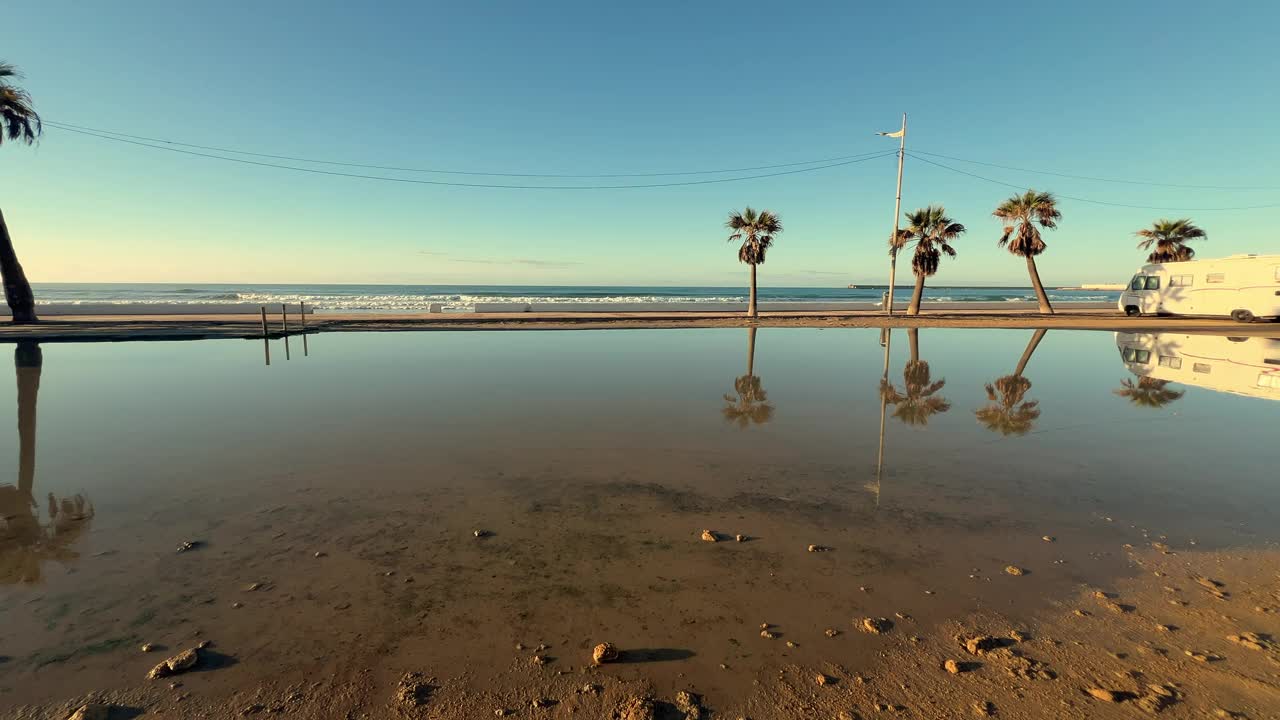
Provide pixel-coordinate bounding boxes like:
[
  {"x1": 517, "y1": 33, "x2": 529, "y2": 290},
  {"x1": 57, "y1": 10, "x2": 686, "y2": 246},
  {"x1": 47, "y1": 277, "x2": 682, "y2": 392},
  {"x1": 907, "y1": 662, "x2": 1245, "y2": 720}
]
[{"x1": 877, "y1": 129, "x2": 904, "y2": 138}]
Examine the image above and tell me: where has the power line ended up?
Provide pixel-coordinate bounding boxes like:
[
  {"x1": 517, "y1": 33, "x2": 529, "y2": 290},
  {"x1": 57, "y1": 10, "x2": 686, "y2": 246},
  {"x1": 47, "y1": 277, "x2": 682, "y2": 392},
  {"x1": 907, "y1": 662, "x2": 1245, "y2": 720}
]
[
  {"x1": 45, "y1": 119, "x2": 881, "y2": 179},
  {"x1": 910, "y1": 148, "x2": 1277, "y2": 191},
  {"x1": 906, "y1": 152, "x2": 1280, "y2": 212},
  {"x1": 50, "y1": 124, "x2": 897, "y2": 189}
]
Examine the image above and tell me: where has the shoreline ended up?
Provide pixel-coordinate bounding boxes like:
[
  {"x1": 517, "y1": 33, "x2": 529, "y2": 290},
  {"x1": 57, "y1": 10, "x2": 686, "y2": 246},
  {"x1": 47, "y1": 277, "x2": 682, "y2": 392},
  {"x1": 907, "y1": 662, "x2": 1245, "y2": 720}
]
[{"x1": 0, "y1": 309, "x2": 1276, "y2": 343}]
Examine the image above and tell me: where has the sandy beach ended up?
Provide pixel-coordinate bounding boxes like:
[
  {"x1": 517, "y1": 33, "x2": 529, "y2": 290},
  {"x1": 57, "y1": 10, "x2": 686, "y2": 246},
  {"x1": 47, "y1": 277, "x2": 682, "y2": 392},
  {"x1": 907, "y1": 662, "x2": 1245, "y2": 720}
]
[{"x1": 0, "y1": 309, "x2": 1276, "y2": 343}]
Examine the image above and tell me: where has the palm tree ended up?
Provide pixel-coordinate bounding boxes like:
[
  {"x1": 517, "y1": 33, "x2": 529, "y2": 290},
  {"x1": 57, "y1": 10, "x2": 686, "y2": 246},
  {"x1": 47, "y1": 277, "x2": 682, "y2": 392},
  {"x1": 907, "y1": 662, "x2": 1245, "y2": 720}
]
[
  {"x1": 893, "y1": 206, "x2": 965, "y2": 315},
  {"x1": 880, "y1": 329, "x2": 950, "y2": 426},
  {"x1": 725, "y1": 207, "x2": 783, "y2": 318},
  {"x1": 994, "y1": 190, "x2": 1061, "y2": 314},
  {"x1": 1135, "y1": 219, "x2": 1206, "y2": 264},
  {"x1": 722, "y1": 327, "x2": 774, "y2": 427},
  {"x1": 1114, "y1": 377, "x2": 1184, "y2": 409},
  {"x1": 975, "y1": 329, "x2": 1046, "y2": 436},
  {"x1": 0, "y1": 62, "x2": 42, "y2": 323}
]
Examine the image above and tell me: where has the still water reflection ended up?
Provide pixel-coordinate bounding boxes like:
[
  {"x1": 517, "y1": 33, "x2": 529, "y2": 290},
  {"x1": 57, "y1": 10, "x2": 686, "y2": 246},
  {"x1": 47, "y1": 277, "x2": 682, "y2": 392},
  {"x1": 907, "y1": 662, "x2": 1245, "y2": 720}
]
[{"x1": 1, "y1": 328, "x2": 1278, "y2": 711}]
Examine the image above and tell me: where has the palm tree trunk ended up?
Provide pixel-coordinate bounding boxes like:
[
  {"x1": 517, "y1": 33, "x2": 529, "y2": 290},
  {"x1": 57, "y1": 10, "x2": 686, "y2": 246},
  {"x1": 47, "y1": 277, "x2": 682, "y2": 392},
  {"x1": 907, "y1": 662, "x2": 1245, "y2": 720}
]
[
  {"x1": 907, "y1": 328, "x2": 919, "y2": 365},
  {"x1": 1025, "y1": 256, "x2": 1053, "y2": 314},
  {"x1": 1013, "y1": 329, "x2": 1047, "y2": 377},
  {"x1": 907, "y1": 273, "x2": 926, "y2": 315},
  {"x1": 16, "y1": 341, "x2": 42, "y2": 498},
  {"x1": 746, "y1": 327, "x2": 757, "y2": 377},
  {"x1": 0, "y1": 208, "x2": 39, "y2": 323},
  {"x1": 747, "y1": 263, "x2": 758, "y2": 318}
]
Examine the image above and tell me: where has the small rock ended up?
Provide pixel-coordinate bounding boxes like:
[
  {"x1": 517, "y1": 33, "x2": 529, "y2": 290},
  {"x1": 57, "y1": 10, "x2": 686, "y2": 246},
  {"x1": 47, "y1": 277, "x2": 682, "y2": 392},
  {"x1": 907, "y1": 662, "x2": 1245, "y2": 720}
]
[
  {"x1": 313, "y1": 551, "x2": 326, "y2": 558},
  {"x1": 700, "y1": 529, "x2": 718, "y2": 543},
  {"x1": 618, "y1": 695, "x2": 656, "y2": 720},
  {"x1": 1004, "y1": 565, "x2": 1026, "y2": 576},
  {"x1": 395, "y1": 672, "x2": 433, "y2": 707},
  {"x1": 147, "y1": 647, "x2": 199, "y2": 680},
  {"x1": 176, "y1": 540, "x2": 201, "y2": 553},
  {"x1": 1227, "y1": 632, "x2": 1270, "y2": 651},
  {"x1": 972, "y1": 701, "x2": 995, "y2": 717},
  {"x1": 577, "y1": 684, "x2": 601, "y2": 695},
  {"x1": 944, "y1": 659, "x2": 961, "y2": 674},
  {"x1": 735, "y1": 534, "x2": 745, "y2": 542},
  {"x1": 815, "y1": 673, "x2": 833, "y2": 686},
  {"x1": 861, "y1": 617, "x2": 893, "y2": 634},
  {"x1": 1009, "y1": 629, "x2": 1030, "y2": 642},
  {"x1": 473, "y1": 529, "x2": 490, "y2": 538},
  {"x1": 592, "y1": 642, "x2": 619, "y2": 664},
  {"x1": 825, "y1": 628, "x2": 840, "y2": 637},
  {"x1": 1086, "y1": 688, "x2": 1124, "y2": 703},
  {"x1": 530, "y1": 697, "x2": 556, "y2": 709},
  {"x1": 674, "y1": 690, "x2": 702, "y2": 719},
  {"x1": 530, "y1": 654, "x2": 549, "y2": 666},
  {"x1": 245, "y1": 582, "x2": 263, "y2": 591},
  {"x1": 66, "y1": 705, "x2": 111, "y2": 720},
  {"x1": 140, "y1": 643, "x2": 157, "y2": 652},
  {"x1": 231, "y1": 602, "x2": 243, "y2": 609},
  {"x1": 760, "y1": 629, "x2": 777, "y2": 639},
  {"x1": 962, "y1": 635, "x2": 1001, "y2": 655},
  {"x1": 807, "y1": 544, "x2": 830, "y2": 552},
  {"x1": 785, "y1": 640, "x2": 797, "y2": 648},
  {"x1": 495, "y1": 710, "x2": 512, "y2": 717},
  {"x1": 1042, "y1": 536, "x2": 1056, "y2": 543}
]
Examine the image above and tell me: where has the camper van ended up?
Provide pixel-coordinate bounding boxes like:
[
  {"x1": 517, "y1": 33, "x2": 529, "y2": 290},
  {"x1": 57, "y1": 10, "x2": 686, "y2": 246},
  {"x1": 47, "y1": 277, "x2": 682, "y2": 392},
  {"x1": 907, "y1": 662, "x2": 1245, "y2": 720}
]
[
  {"x1": 1115, "y1": 332, "x2": 1280, "y2": 401},
  {"x1": 1117, "y1": 254, "x2": 1280, "y2": 322}
]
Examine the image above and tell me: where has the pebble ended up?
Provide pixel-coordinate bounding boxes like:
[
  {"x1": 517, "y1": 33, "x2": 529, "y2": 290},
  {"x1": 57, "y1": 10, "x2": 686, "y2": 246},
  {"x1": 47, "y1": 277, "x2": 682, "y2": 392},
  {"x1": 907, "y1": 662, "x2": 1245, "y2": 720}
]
[
  {"x1": 1086, "y1": 688, "x2": 1123, "y2": 702},
  {"x1": 700, "y1": 529, "x2": 718, "y2": 543},
  {"x1": 1004, "y1": 565, "x2": 1026, "y2": 576},
  {"x1": 944, "y1": 659, "x2": 961, "y2": 674},
  {"x1": 67, "y1": 704, "x2": 111, "y2": 720},
  {"x1": 825, "y1": 628, "x2": 840, "y2": 637},
  {"x1": 140, "y1": 643, "x2": 156, "y2": 653},
  {"x1": 313, "y1": 551, "x2": 326, "y2": 558},
  {"x1": 760, "y1": 630, "x2": 777, "y2": 639},
  {"x1": 816, "y1": 673, "x2": 832, "y2": 686},
  {"x1": 147, "y1": 647, "x2": 200, "y2": 680},
  {"x1": 735, "y1": 534, "x2": 745, "y2": 542},
  {"x1": 1042, "y1": 536, "x2": 1056, "y2": 543},
  {"x1": 785, "y1": 640, "x2": 797, "y2": 648},
  {"x1": 807, "y1": 544, "x2": 829, "y2": 552},
  {"x1": 860, "y1": 617, "x2": 893, "y2": 634},
  {"x1": 176, "y1": 540, "x2": 201, "y2": 554},
  {"x1": 972, "y1": 701, "x2": 995, "y2": 716},
  {"x1": 592, "y1": 642, "x2": 619, "y2": 664}
]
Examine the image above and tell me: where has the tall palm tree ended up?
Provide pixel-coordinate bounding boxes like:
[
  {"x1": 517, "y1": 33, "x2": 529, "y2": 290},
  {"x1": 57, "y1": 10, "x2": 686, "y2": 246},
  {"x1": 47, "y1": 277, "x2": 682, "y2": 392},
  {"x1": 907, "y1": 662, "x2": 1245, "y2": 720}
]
[
  {"x1": 1135, "y1": 219, "x2": 1206, "y2": 264},
  {"x1": 725, "y1": 207, "x2": 782, "y2": 318},
  {"x1": 880, "y1": 329, "x2": 950, "y2": 426},
  {"x1": 0, "y1": 62, "x2": 42, "y2": 323},
  {"x1": 893, "y1": 206, "x2": 965, "y2": 315},
  {"x1": 993, "y1": 190, "x2": 1061, "y2": 314},
  {"x1": 975, "y1": 329, "x2": 1046, "y2": 436},
  {"x1": 1114, "y1": 377, "x2": 1184, "y2": 409},
  {"x1": 722, "y1": 327, "x2": 774, "y2": 427}
]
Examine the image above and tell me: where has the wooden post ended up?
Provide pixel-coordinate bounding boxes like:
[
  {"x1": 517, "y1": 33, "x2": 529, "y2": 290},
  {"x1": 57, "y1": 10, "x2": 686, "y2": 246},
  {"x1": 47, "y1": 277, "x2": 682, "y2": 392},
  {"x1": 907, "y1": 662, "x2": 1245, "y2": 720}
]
[
  {"x1": 300, "y1": 301, "x2": 309, "y2": 356},
  {"x1": 282, "y1": 304, "x2": 291, "y2": 361},
  {"x1": 260, "y1": 306, "x2": 271, "y2": 365}
]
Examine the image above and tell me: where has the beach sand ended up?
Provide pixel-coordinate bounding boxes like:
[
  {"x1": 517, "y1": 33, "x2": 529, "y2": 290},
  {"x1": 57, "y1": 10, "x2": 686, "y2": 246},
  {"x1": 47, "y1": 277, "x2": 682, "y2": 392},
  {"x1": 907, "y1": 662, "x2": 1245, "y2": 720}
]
[{"x1": 0, "y1": 309, "x2": 1276, "y2": 343}]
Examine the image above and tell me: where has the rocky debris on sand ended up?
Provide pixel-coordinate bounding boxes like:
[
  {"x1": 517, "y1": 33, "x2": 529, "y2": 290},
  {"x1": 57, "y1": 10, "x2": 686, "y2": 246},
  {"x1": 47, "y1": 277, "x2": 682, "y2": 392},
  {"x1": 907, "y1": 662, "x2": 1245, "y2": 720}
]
[
  {"x1": 494, "y1": 710, "x2": 512, "y2": 717},
  {"x1": 473, "y1": 529, "x2": 491, "y2": 538},
  {"x1": 962, "y1": 635, "x2": 1001, "y2": 655},
  {"x1": 838, "y1": 711, "x2": 858, "y2": 720},
  {"x1": 147, "y1": 647, "x2": 200, "y2": 679},
  {"x1": 1227, "y1": 631, "x2": 1271, "y2": 651},
  {"x1": 825, "y1": 628, "x2": 840, "y2": 637},
  {"x1": 66, "y1": 705, "x2": 111, "y2": 720},
  {"x1": 785, "y1": 640, "x2": 797, "y2": 648},
  {"x1": 1136, "y1": 684, "x2": 1179, "y2": 714},
  {"x1": 1155, "y1": 624, "x2": 1175, "y2": 632},
  {"x1": 577, "y1": 684, "x2": 601, "y2": 695},
  {"x1": 1042, "y1": 535, "x2": 1056, "y2": 543},
  {"x1": 735, "y1": 534, "x2": 745, "y2": 542},
  {"x1": 807, "y1": 544, "x2": 830, "y2": 552},
  {"x1": 176, "y1": 540, "x2": 201, "y2": 553},
  {"x1": 1213, "y1": 710, "x2": 1247, "y2": 719},
  {"x1": 1185, "y1": 650, "x2": 1220, "y2": 662},
  {"x1": 140, "y1": 643, "x2": 157, "y2": 653},
  {"x1": 531, "y1": 698, "x2": 557, "y2": 709},
  {"x1": 760, "y1": 629, "x2": 777, "y2": 639},
  {"x1": 674, "y1": 690, "x2": 703, "y2": 719},
  {"x1": 815, "y1": 672, "x2": 833, "y2": 686},
  {"x1": 616, "y1": 695, "x2": 656, "y2": 720},
  {"x1": 395, "y1": 673, "x2": 434, "y2": 707},
  {"x1": 245, "y1": 582, "x2": 263, "y2": 591},
  {"x1": 972, "y1": 701, "x2": 995, "y2": 716},
  {"x1": 943, "y1": 659, "x2": 961, "y2": 674},
  {"x1": 1101, "y1": 600, "x2": 1134, "y2": 614},
  {"x1": 592, "y1": 642, "x2": 620, "y2": 664},
  {"x1": 1009, "y1": 629, "x2": 1030, "y2": 642},
  {"x1": 860, "y1": 617, "x2": 893, "y2": 634},
  {"x1": 1004, "y1": 565, "x2": 1026, "y2": 576},
  {"x1": 700, "y1": 529, "x2": 719, "y2": 543},
  {"x1": 1005, "y1": 654, "x2": 1055, "y2": 680},
  {"x1": 1086, "y1": 688, "x2": 1133, "y2": 703},
  {"x1": 1194, "y1": 576, "x2": 1224, "y2": 590},
  {"x1": 530, "y1": 654, "x2": 550, "y2": 666}
]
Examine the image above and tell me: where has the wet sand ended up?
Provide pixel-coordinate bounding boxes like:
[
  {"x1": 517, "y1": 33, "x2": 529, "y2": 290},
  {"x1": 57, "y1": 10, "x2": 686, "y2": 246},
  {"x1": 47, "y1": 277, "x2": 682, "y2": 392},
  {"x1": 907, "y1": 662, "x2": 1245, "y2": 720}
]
[{"x1": 0, "y1": 309, "x2": 1276, "y2": 343}]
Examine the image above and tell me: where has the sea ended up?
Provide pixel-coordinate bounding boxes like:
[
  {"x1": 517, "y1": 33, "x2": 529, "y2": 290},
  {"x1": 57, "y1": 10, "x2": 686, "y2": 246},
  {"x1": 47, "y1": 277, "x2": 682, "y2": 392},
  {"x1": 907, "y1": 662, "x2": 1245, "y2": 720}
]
[{"x1": 30, "y1": 283, "x2": 1122, "y2": 313}]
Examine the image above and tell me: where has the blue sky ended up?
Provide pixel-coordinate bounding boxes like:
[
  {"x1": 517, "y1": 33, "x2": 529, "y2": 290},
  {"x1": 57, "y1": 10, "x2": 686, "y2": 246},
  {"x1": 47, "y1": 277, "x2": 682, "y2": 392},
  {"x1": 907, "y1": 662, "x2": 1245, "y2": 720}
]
[{"x1": 3, "y1": 0, "x2": 1278, "y2": 286}]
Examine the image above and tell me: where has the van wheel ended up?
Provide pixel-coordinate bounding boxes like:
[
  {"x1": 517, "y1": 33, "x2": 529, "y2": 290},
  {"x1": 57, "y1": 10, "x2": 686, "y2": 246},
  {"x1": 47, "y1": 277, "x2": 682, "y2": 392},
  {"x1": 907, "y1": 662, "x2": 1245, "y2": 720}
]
[
  {"x1": 1231, "y1": 309, "x2": 1255, "y2": 323},
  {"x1": 1124, "y1": 306, "x2": 1141, "y2": 317}
]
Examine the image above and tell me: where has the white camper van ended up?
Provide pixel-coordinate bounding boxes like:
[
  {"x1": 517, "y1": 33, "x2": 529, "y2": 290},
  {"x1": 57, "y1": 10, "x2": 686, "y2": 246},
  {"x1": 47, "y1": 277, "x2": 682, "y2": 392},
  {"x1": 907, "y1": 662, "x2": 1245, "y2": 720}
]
[
  {"x1": 1115, "y1": 332, "x2": 1280, "y2": 401},
  {"x1": 1117, "y1": 254, "x2": 1280, "y2": 322}
]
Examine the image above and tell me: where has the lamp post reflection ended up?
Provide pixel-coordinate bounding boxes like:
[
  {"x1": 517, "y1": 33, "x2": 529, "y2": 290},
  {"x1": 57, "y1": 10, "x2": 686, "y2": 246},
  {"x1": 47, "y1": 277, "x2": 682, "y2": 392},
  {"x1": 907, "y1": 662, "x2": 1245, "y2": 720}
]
[
  {"x1": 722, "y1": 327, "x2": 775, "y2": 428},
  {"x1": 1, "y1": 342, "x2": 93, "y2": 584}
]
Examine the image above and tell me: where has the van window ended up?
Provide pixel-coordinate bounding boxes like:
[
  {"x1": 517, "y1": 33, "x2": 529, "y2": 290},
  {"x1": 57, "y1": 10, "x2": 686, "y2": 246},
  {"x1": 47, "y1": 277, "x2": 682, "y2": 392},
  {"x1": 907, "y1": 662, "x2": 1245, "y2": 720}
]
[
  {"x1": 1192, "y1": 363, "x2": 1211, "y2": 374},
  {"x1": 1274, "y1": 266, "x2": 1279, "y2": 281},
  {"x1": 1259, "y1": 373, "x2": 1280, "y2": 389},
  {"x1": 1158, "y1": 356, "x2": 1182, "y2": 369},
  {"x1": 1206, "y1": 273, "x2": 1225, "y2": 283},
  {"x1": 1122, "y1": 347, "x2": 1151, "y2": 364},
  {"x1": 1144, "y1": 276, "x2": 1161, "y2": 290},
  {"x1": 1169, "y1": 275, "x2": 1193, "y2": 287},
  {"x1": 1129, "y1": 276, "x2": 1144, "y2": 291}
]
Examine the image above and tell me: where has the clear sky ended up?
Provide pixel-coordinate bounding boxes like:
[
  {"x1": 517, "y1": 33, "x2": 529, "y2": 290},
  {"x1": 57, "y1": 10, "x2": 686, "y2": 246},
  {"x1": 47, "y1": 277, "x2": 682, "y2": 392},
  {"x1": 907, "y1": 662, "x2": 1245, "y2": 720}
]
[{"x1": 3, "y1": 0, "x2": 1278, "y2": 287}]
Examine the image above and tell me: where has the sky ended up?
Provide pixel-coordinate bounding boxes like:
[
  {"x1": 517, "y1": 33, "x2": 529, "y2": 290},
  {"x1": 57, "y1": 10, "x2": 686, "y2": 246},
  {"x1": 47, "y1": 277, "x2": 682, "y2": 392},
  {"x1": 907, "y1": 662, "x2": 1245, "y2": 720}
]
[{"x1": 3, "y1": 0, "x2": 1279, "y2": 287}]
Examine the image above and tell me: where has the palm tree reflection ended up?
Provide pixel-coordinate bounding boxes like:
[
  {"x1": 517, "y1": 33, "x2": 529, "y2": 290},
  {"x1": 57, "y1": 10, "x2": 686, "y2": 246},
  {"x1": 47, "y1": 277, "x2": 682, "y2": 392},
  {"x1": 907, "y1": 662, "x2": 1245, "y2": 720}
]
[
  {"x1": 974, "y1": 329, "x2": 1045, "y2": 436},
  {"x1": 0, "y1": 342, "x2": 93, "y2": 584},
  {"x1": 1114, "y1": 377, "x2": 1184, "y2": 409},
  {"x1": 722, "y1": 327, "x2": 775, "y2": 428},
  {"x1": 880, "y1": 329, "x2": 951, "y2": 427}
]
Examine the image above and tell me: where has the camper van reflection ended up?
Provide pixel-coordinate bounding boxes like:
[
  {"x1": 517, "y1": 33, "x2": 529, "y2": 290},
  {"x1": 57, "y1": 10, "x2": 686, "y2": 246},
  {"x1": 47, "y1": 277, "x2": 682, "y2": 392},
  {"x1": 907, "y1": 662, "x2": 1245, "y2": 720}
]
[{"x1": 1116, "y1": 332, "x2": 1280, "y2": 401}]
